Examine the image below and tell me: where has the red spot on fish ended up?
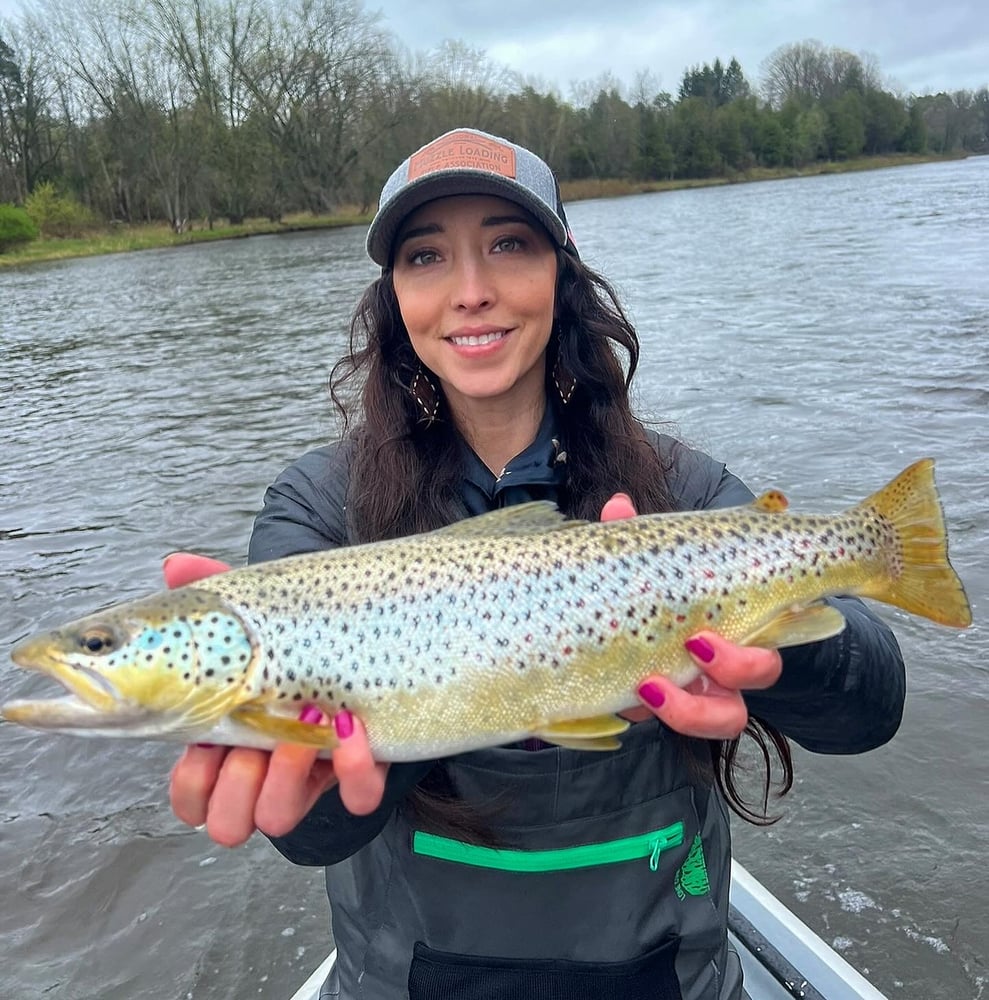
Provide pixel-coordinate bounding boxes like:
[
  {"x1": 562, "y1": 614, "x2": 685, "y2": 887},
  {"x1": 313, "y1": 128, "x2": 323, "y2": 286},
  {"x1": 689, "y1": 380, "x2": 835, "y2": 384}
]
[
  {"x1": 610, "y1": 619, "x2": 619, "y2": 629},
  {"x1": 703, "y1": 569, "x2": 715, "y2": 579},
  {"x1": 676, "y1": 614, "x2": 686, "y2": 623},
  {"x1": 563, "y1": 646, "x2": 573, "y2": 656}
]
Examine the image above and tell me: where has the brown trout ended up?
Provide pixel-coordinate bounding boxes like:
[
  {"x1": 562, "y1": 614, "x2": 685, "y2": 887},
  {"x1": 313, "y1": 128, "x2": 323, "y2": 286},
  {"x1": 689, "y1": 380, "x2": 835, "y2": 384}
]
[{"x1": 2, "y1": 459, "x2": 972, "y2": 759}]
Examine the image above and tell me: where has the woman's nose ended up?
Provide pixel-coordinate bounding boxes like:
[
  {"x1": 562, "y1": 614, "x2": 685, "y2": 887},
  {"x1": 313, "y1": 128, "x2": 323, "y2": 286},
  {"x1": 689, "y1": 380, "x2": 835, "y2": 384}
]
[{"x1": 450, "y1": 256, "x2": 494, "y2": 311}]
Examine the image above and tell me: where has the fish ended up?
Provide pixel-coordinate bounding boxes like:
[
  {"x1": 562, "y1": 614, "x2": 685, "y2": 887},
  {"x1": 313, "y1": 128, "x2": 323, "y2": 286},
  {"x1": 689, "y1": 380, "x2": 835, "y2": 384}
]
[{"x1": 2, "y1": 458, "x2": 972, "y2": 760}]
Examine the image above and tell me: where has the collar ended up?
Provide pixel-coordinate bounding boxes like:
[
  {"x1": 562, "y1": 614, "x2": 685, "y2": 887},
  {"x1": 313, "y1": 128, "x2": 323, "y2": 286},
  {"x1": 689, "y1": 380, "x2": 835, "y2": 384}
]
[{"x1": 459, "y1": 404, "x2": 568, "y2": 505}]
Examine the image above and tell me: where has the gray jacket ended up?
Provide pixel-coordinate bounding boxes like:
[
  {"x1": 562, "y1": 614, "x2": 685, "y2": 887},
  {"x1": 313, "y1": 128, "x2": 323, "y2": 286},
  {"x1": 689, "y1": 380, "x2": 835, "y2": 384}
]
[{"x1": 250, "y1": 418, "x2": 905, "y2": 1000}]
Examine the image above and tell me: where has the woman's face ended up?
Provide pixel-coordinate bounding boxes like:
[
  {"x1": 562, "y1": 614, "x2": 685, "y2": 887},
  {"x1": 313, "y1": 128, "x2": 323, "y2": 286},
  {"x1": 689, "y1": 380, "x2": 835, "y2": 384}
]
[{"x1": 391, "y1": 194, "x2": 558, "y2": 416}]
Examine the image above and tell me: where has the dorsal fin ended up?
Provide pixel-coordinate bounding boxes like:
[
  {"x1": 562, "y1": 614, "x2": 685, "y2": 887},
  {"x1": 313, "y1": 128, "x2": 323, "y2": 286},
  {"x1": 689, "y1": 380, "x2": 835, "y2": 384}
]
[
  {"x1": 430, "y1": 501, "x2": 584, "y2": 539},
  {"x1": 751, "y1": 489, "x2": 789, "y2": 513}
]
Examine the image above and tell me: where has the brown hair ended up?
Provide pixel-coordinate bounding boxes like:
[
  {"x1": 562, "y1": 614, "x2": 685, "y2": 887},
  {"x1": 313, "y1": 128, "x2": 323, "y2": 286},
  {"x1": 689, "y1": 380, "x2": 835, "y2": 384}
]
[{"x1": 329, "y1": 247, "x2": 792, "y2": 828}]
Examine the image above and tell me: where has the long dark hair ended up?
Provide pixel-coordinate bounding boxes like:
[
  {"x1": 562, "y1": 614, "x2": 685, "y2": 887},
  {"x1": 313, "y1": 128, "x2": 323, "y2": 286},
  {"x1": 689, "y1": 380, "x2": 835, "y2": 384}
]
[{"x1": 329, "y1": 246, "x2": 792, "y2": 826}]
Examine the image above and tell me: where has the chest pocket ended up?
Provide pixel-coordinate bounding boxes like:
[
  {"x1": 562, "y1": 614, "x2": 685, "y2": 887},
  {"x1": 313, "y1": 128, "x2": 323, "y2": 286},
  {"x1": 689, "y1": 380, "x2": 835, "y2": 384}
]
[
  {"x1": 390, "y1": 783, "x2": 719, "y2": 999},
  {"x1": 412, "y1": 820, "x2": 685, "y2": 873}
]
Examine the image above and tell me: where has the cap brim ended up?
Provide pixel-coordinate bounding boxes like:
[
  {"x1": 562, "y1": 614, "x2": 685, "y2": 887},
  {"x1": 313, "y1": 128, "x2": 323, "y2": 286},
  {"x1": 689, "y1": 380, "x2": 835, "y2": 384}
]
[{"x1": 365, "y1": 170, "x2": 569, "y2": 267}]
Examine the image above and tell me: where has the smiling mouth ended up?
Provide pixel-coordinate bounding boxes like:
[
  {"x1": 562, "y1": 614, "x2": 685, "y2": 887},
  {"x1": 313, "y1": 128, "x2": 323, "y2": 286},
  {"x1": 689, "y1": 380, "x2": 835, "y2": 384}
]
[{"x1": 448, "y1": 330, "x2": 506, "y2": 347}]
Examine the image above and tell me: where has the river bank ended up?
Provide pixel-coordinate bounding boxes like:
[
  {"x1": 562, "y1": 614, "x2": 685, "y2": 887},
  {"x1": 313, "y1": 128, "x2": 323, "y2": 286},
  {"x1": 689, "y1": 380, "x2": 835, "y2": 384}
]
[{"x1": 0, "y1": 151, "x2": 966, "y2": 269}]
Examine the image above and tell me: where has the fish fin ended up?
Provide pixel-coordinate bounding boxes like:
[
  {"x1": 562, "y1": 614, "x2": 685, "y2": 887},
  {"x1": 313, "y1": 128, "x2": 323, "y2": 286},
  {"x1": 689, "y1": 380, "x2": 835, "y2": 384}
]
[
  {"x1": 740, "y1": 602, "x2": 847, "y2": 648},
  {"x1": 431, "y1": 502, "x2": 584, "y2": 538},
  {"x1": 853, "y1": 459, "x2": 972, "y2": 628},
  {"x1": 751, "y1": 489, "x2": 789, "y2": 513},
  {"x1": 534, "y1": 714, "x2": 630, "y2": 751},
  {"x1": 229, "y1": 706, "x2": 339, "y2": 749}
]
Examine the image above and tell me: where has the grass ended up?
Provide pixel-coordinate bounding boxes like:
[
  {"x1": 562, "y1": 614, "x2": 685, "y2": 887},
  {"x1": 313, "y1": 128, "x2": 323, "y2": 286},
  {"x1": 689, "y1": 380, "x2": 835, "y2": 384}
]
[
  {"x1": 558, "y1": 152, "x2": 965, "y2": 202},
  {"x1": 0, "y1": 152, "x2": 966, "y2": 269},
  {"x1": 0, "y1": 210, "x2": 370, "y2": 268}
]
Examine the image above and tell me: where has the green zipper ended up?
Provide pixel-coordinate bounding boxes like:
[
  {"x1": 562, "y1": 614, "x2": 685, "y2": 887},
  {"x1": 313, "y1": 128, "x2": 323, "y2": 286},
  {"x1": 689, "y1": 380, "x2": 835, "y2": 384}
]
[{"x1": 412, "y1": 821, "x2": 685, "y2": 873}]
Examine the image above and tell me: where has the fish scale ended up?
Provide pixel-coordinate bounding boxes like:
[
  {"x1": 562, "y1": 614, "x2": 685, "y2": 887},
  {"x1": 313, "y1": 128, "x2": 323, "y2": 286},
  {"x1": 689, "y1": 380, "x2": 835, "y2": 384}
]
[{"x1": 3, "y1": 459, "x2": 973, "y2": 759}]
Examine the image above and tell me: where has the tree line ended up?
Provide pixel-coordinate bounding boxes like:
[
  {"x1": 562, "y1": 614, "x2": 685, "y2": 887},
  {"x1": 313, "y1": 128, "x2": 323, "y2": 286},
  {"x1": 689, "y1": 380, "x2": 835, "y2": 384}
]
[{"x1": 0, "y1": 0, "x2": 986, "y2": 232}]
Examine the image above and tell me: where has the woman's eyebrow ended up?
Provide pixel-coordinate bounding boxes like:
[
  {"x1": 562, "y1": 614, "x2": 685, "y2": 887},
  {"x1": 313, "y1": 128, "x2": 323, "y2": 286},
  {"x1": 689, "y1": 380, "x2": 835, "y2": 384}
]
[
  {"x1": 482, "y1": 214, "x2": 532, "y2": 228},
  {"x1": 396, "y1": 214, "x2": 533, "y2": 248},
  {"x1": 395, "y1": 222, "x2": 441, "y2": 247}
]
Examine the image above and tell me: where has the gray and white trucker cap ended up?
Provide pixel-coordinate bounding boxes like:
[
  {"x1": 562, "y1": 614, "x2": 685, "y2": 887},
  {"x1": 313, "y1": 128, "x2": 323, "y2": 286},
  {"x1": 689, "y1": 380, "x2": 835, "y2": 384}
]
[{"x1": 365, "y1": 127, "x2": 577, "y2": 266}]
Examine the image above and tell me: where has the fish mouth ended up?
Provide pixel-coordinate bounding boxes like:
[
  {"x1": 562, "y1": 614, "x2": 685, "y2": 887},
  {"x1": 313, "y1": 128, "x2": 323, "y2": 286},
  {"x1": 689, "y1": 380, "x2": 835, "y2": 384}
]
[
  {"x1": 1, "y1": 695, "x2": 149, "y2": 730},
  {"x1": 9, "y1": 635, "x2": 125, "y2": 717}
]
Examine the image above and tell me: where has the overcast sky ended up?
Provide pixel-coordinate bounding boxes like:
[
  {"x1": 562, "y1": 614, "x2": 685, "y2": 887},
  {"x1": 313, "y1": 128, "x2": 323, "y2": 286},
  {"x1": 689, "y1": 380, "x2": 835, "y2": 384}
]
[
  {"x1": 375, "y1": 0, "x2": 989, "y2": 97},
  {"x1": 1, "y1": 0, "x2": 986, "y2": 97}
]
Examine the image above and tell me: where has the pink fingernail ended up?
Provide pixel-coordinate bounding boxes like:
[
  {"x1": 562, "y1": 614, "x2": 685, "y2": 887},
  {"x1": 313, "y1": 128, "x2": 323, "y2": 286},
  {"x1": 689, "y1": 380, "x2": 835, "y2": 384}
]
[
  {"x1": 299, "y1": 705, "x2": 323, "y2": 725},
  {"x1": 334, "y1": 710, "x2": 354, "y2": 740},
  {"x1": 638, "y1": 682, "x2": 666, "y2": 709},
  {"x1": 685, "y1": 636, "x2": 716, "y2": 664}
]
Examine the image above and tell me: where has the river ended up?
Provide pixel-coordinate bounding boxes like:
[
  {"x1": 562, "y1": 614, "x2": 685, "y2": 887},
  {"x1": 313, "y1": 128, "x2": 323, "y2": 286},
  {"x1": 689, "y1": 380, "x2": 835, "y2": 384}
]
[{"x1": 1, "y1": 156, "x2": 986, "y2": 999}]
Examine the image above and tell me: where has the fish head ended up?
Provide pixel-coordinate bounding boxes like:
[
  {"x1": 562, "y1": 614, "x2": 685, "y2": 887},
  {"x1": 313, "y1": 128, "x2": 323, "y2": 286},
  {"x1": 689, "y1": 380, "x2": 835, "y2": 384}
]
[{"x1": 3, "y1": 587, "x2": 256, "y2": 739}]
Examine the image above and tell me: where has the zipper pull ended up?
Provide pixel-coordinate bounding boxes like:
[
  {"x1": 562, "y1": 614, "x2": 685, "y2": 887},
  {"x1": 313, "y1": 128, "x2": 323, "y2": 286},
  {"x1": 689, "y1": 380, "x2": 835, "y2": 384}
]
[{"x1": 649, "y1": 838, "x2": 663, "y2": 871}]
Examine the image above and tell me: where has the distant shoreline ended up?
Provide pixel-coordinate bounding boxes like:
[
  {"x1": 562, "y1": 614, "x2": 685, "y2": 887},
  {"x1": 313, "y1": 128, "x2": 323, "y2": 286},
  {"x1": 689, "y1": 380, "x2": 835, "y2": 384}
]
[{"x1": 0, "y1": 152, "x2": 970, "y2": 269}]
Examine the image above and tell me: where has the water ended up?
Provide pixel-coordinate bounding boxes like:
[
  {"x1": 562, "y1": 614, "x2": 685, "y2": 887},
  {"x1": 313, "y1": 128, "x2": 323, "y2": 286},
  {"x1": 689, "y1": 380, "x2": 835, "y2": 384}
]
[{"x1": 1, "y1": 157, "x2": 986, "y2": 999}]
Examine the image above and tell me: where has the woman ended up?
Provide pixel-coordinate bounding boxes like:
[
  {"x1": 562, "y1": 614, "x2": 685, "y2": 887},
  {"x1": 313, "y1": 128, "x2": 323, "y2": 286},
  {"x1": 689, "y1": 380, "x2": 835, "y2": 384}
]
[{"x1": 168, "y1": 128, "x2": 905, "y2": 999}]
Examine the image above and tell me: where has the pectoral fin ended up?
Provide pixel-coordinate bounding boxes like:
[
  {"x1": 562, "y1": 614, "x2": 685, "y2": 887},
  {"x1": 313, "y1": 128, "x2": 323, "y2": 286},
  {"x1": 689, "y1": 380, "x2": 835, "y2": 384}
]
[
  {"x1": 740, "y1": 602, "x2": 846, "y2": 648},
  {"x1": 230, "y1": 706, "x2": 339, "y2": 749},
  {"x1": 535, "y1": 714, "x2": 630, "y2": 752}
]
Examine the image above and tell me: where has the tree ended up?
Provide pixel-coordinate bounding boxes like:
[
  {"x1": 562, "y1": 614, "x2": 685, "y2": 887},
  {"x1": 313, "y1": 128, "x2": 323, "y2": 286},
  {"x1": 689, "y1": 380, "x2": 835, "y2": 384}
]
[
  {"x1": 241, "y1": 0, "x2": 395, "y2": 214},
  {"x1": 577, "y1": 86, "x2": 640, "y2": 179},
  {"x1": 0, "y1": 35, "x2": 25, "y2": 201},
  {"x1": 825, "y1": 90, "x2": 866, "y2": 159},
  {"x1": 679, "y1": 57, "x2": 750, "y2": 107},
  {"x1": 671, "y1": 97, "x2": 719, "y2": 177},
  {"x1": 862, "y1": 87, "x2": 907, "y2": 154},
  {"x1": 761, "y1": 41, "x2": 875, "y2": 109},
  {"x1": 0, "y1": 27, "x2": 62, "y2": 202},
  {"x1": 901, "y1": 99, "x2": 928, "y2": 154},
  {"x1": 145, "y1": 0, "x2": 268, "y2": 223}
]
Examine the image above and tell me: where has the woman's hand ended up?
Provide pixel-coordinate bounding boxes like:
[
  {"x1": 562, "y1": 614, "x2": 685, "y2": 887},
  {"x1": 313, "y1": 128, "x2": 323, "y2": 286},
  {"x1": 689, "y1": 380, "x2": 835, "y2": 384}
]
[
  {"x1": 598, "y1": 494, "x2": 783, "y2": 740},
  {"x1": 164, "y1": 553, "x2": 388, "y2": 847}
]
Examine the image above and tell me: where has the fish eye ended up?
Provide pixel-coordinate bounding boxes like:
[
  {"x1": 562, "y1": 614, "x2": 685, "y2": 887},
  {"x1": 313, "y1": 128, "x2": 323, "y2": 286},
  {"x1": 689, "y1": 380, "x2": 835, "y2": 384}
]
[{"x1": 79, "y1": 627, "x2": 115, "y2": 655}]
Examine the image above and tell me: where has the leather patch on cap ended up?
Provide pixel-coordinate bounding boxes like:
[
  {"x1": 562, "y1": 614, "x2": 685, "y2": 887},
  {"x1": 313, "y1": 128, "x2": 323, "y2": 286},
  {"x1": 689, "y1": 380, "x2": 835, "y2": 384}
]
[{"x1": 408, "y1": 131, "x2": 516, "y2": 181}]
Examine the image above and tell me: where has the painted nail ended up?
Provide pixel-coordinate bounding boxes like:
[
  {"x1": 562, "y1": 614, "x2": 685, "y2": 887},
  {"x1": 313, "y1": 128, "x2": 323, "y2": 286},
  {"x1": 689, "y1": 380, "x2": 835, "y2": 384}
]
[
  {"x1": 298, "y1": 705, "x2": 323, "y2": 725},
  {"x1": 334, "y1": 710, "x2": 354, "y2": 740},
  {"x1": 638, "y1": 681, "x2": 666, "y2": 709},
  {"x1": 685, "y1": 636, "x2": 716, "y2": 664},
  {"x1": 194, "y1": 742, "x2": 216, "y2": 749}
]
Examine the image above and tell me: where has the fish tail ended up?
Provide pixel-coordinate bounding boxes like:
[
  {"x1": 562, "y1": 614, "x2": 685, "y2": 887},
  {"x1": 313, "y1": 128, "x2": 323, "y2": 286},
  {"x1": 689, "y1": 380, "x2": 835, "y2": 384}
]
[{"x1": 856, "y1": 459, "x2": 971, "y2": 627}]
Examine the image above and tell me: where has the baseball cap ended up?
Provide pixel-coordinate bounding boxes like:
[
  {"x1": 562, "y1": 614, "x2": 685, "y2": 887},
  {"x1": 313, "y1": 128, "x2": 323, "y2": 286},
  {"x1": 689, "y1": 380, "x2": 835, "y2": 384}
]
[{"x1": 365, "y1": 127, "x2": 577, "y2": 266}]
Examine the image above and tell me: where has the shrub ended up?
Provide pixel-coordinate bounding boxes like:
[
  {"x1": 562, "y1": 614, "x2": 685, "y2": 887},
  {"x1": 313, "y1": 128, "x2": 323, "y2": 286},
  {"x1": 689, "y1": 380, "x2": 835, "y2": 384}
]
[
  {"x1": 0, "y1": 203, "x2": 39, "y2": 252},
  {"x1": 24, "y1": 182, "x2": 96, "y2": 238}
]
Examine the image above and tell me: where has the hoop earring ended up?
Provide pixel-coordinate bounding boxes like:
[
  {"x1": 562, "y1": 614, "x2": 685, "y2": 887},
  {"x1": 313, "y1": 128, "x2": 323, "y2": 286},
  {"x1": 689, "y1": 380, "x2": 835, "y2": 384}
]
[
  {"x1": 552, "y1": 358, "x2": 576, "y2": 405},
  {"x1": 409, "y1": 366, "x2": 441, "y2": 424}
]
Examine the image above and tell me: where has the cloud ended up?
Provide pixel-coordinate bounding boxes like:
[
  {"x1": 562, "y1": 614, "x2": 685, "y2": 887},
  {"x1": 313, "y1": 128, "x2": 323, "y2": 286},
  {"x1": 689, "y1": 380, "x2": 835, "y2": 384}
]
[
  {"x1": 374, "y1": 0, "x2": 989, "y2": 96},
  {"x1": 1, "y1": 0, "x2": 985, "y2": 95}
]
